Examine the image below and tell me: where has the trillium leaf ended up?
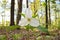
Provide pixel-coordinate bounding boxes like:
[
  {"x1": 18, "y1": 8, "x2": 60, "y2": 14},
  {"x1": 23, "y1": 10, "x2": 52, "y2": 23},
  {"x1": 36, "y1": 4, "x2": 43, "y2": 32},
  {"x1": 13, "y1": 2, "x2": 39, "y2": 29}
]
[
  {"x1": 37, "y1": 25, "x2": 49, "y2": 33},
  {"x1": 25, "y1": 25, "x2": 34, "y2": 31}
]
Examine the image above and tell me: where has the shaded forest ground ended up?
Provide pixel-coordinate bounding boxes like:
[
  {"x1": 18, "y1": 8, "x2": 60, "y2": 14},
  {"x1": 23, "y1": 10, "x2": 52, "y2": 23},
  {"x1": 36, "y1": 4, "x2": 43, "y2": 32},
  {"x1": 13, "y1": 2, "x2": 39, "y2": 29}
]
[{"x1": 0, "y1": 26, "x2": 60, "y2": 40}]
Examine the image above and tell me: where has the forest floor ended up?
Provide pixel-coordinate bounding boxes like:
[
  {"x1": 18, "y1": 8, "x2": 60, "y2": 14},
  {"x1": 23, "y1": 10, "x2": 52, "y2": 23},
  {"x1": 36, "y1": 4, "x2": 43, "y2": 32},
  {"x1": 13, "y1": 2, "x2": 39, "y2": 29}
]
[{"x1": 0, "y1": 26, "x2": 60, "y2": 40}]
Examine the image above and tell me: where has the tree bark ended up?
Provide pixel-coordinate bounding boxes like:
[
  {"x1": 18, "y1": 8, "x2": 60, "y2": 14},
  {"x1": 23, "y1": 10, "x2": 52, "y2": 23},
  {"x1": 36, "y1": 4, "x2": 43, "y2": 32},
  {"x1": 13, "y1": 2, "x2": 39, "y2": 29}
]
[
  {"x1": 45, "y1": 0, "x2": 48, "y2": 28},
  {"x1": 48, "y1": 0, "x2": 51, "y2": 26},
  {"x1": 26, "y1": 0, "x2": 28, "y2": 8},
  {"x1": 16, "y1": 0, "x2": 22, "y2": 25},
  {"x1": 10, "y1": 0, "x2": 15, "y2": 26}
]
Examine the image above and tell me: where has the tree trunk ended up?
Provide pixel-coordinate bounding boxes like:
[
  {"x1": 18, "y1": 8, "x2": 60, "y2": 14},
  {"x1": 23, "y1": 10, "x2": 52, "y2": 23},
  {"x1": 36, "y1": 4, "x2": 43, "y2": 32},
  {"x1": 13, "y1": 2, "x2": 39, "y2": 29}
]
[
  {"x1": 48, "y1": 0, "x2": 51, "y2": 26},
  {"x1": 54, "y1": 2, "x2": 57, "y2": 25},
  {"x1": 26, "y1": 0, "x2": 28, "y2": 8},
  {"x1": 10, "y1": 0, "x2": 15, "y2": 26},
  {"x1": 34, "y1": 0, "x2": 36, "y2": 14},
  {"x1": 45, "y1": 0, "x2": 48, "y2": 28},
  {"x1": 16, "y1": 0, "x2": 22, "y2": 25}
]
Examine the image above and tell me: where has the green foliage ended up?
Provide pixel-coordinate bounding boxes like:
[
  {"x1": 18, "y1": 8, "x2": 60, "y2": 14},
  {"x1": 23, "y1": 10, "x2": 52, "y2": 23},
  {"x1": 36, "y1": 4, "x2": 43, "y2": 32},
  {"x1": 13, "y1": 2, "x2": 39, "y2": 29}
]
[
  {"x1": 21, "y1": 13, "x2": 25, "y2": 17},
  {"x1": 0, "y1": 26, "x2": 6, "y2": 30},
  {"x1": 41, "y1": 2, "x2": 46, "y2": 7},
  {"x1": 36, "y1": 36, "x2": 52, "y2": 40},
  {"x1": 5, "y1": 25, "x2": 20, "y2": 31},
  {"x1": 25, "y1": 25, "x2": 34, "y2": 31},
  {"x1": 58, "y1": 21, "x2": 60, "y2": 30},
  {"x1": 12, "y1": 34, "x2": 23, "y2": 40},
  {"x1": 5, "y1": 21, "x2": 10, "y2": 26},
  {"x1": 1, "y1": 0, "x2": 7, "y2": 8},
  {"x1": 51, "y1": 4, "x2": 56, "y2": 8},
  {"x1": 51, "y1": 0, "x2": 56, "y2": 3},
  {"x1": 36, "y1": 36, "x2": 41, "y2": 40},
  {"x1": 32, "y1": 14, "x2": 38, "y2": 18},
  {"x1": 37, "y1": 25, "x2": 49, "y2": 33},
  {"x1": 0, "y1": 35, "x2": 7, "y2": 40}
]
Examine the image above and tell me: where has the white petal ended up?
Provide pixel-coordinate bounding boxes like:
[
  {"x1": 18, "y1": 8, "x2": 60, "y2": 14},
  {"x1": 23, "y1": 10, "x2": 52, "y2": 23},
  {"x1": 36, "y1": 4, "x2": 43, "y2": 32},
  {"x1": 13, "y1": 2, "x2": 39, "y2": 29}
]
[
  {"x1": 25, "y1": 8, "x2": 32, "y2": 18},
  {"x1": 30, "y1": 18, "x2": 39, "y2": 27},
  {"x1": 18, "y1": 18, "x2": 28, "y2": 26}
]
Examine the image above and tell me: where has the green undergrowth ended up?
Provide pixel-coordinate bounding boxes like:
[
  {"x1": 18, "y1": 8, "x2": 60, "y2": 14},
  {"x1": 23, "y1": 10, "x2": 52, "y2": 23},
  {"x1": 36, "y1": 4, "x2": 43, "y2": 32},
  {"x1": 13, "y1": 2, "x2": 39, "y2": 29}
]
[
  {"x1": 11, "y1": 34, "x2": 23, "y2": 40},
  {"x1": 0, "y1": 25, "x2": 20, "y2": 31},
  {"x1": 6, "y1": 25, "x2": 20, "y2": 31},
  {"x1": 0, "y1": 35, "x2": 7, "y2": 40}
]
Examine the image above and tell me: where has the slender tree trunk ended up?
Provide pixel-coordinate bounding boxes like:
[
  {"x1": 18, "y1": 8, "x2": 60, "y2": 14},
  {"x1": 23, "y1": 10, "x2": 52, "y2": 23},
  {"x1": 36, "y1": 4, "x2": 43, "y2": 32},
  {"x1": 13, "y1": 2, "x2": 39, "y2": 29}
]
[
  {"x1": 57, "y1": 0, "x2": 60, "y2": 25},
  {"x1": 58, "y1": 0, "x2": 60, "y2": 25},
  {"x1": 55, "y1": 7, "x2": 57, "y2": 25},
  {"x1": 34, "y1": 0, "x2": 36, "y2": 14},
  {"x1": 10, "y1": 0, "x2": 15, "y2": 26},
  {"x1": 26, "y1": 0, "x2": 28, "y2": 8},
  {"x1": 54, "y1": 3, "x2": 57, "y2": 25},
  {"x1": 16, "y1": 0, "x2": 22, "y2": 25},
  {"x1": 45, "y1": 0, "x2": 48, "y2": 28},
  {"x1": 48, "y1": 0, "x2": 51, "y2": 26}
]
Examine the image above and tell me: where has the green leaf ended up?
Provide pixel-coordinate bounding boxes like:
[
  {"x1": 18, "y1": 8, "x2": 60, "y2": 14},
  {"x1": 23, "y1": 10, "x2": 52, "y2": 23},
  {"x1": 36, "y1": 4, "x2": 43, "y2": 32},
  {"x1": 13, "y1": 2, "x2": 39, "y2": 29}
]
[
  {"x1": 37, "y1": 25, "x2": 49, "y2": 33},
  {"x1": 32, "y1": 14, "x2": 38, "y2": 18},
  {"x1": 25, "y1": 25, "x2": 34, "y2": 31},
  {"x1": 42, "y1": 2, "x2": 46, "y2": 7},
  {"x1": 21, "y1": 13, "x2": 25, "y2": 17}
]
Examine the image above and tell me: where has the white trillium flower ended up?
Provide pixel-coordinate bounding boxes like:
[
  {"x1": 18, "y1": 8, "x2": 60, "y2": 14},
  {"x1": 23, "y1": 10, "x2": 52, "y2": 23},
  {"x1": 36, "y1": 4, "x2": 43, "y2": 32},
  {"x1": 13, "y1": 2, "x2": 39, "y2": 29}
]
[
  {"x1": 18, "y1": 18, "x2": 28, "y2": 26},
  {"x1": 25, "y1": 8, "x2": 32, "y2": 18},
  {"x1": 30, "y1": 18, "x2": 39, "y2": 27},
  {"x1": 18, "y1": 8, "x2": 40, "y2": 27}
]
